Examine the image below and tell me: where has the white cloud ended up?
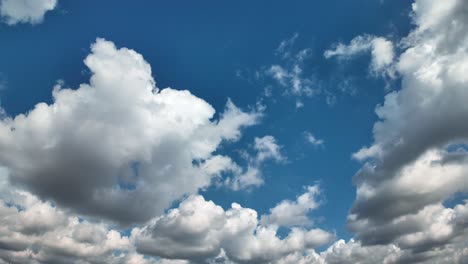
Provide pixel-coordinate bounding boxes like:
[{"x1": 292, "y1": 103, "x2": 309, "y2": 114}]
[
  {"x1": 254, "y1": 135, "x2": 285, "y2": 163},
  {"x1": 261, "y1": 34, "x2": 322, "y2": 108},
  {"x1": 324, "y1": 35, "x2": 395, "y2": 78},
  {"x1": 344, "y1": 0, "x2": 468, "y2": 261},
  {"x1": 261, "y1": 184, "x2": 322, "y2": 227},
  {"x1": 304, "y1": 131, "x2": 325, "y2": 147},
  {"x1": 0, "y1": 38, "x2": 259, "y2": 225},
  {"x1": 0, "y1": 0, "x2": 57, "y2": 25},
  {"x1": 225, "y1": 135, "x2": 285, "y2": 190},
  {"x1": 267, "y1": 64, "x2": 316, "y2": 98},
  {"x1": 275, "y1": 33, "x2": 299, "y2": 59},
  {"x1": 135, "y1": 194, "x2": 333, "y2": 263}
]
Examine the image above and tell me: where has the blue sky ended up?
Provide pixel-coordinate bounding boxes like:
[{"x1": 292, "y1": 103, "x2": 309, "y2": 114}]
[
  {"x1": 0, "y1": 1, "x2": 467, "y2": 263},
  {"x1": 0, "y1": 0, "x2": 411, "y2": 234}
]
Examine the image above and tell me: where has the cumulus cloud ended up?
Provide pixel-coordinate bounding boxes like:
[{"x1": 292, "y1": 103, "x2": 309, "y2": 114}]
[
  {"x1": 0, "y1": 0, "x2": 57, "y2": 25},
  {"x1": 0, "y1": 38, "x2": 259, "y2": 225},
  {"x1": 344, "y1": 0, "x2": 468, "y2": 260},
  {"x1": 324, "y1": 35, "x2": 395, "y2": 78},
  {"x1": 135, "y1": 194, "x2": 333, "y2": 264},
  {"x1": 0, "y1": 173, "x2": 135, "y2": 264},
  {"x1": 261, "y1": 184, "x2": 322, "y2": 227}
]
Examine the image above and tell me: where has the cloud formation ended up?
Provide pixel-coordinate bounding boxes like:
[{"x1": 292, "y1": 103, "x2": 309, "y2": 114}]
[
  {"x1": 260, "y1": 185, "x2": 322, "y2": 227},
  {"x1": 0, "y1": 0, "x2": 57, "y2": 25},
  {"x1": 304, "y1": 132, "x2": 324, "y2": 147},
  {"x1": 135, "y1": 193, "x2": 333, "y2": 264},
  {"x1": 0, "y1": 38, "x2": 259, "y2": 225},
  {"x1": 225, "y1": 135, "x2": 285, "y2": 190},
  {"x1": 324, "y1": 35, "x2": 395, "y2": 78},
  {"x1": 340, "y1": 0, "x2": 468, "y2": 261}
]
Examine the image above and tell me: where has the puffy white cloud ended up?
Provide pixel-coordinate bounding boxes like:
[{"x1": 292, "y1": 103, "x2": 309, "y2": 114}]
[
  {"x1": 261, "y1": 185, "x2": 321, "y2": 227},
  {"x1": 344, "y1": 0, "x2": 468, "y2": 260},
  {"x1": 324, "y1": 35, "x2": 395, "y2": 78},
  {"x1": 0, "y1": 0, "x2": 57, "y2": 25},
  {"x1": 0, "y1": 38, "x2": 259, "y2": 225},
  {"x1": 135, "y1": 194, "x2": 333, "y2": 264},
  {"x1": 253, "y1": 135, "x2": 285, "y2": 164}
]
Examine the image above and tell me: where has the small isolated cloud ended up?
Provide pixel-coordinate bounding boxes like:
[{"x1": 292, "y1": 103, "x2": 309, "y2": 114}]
[
  {"x1": 275, "y1": 32, "x2": 299, "y2": 59},
  {"x1": 0, "y1": 0, "x2": 57, "y2": 25},
  {"x1": 324, "y1": 34, "x2": 396, "y2": 79},
  {"x1": 304, "y1": 131, "x2": 325, "y2": 147},
  {"x1": 225, "y1": 135, "x2": 285, "y2": 190},
  {"x1": 262, "y1": 34, "x2": 322, "y2": 108},
  {"x1": 267, "y1": 64, "x2": 316, "y2": 99}
]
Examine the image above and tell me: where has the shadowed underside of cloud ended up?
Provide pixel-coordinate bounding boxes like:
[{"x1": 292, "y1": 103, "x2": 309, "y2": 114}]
[
  {"x1": 0, "y1": 38, "x2": 333, "y2": 264},
  {"x1": 0, "y1": 168, "x2": 334, "y2": 264},
  {"x1": 0, "y1": 38, "x2": 260, "y2": 225},
  {"x1": 342, "y1": 0, "x2": 468, "y2": 262}
]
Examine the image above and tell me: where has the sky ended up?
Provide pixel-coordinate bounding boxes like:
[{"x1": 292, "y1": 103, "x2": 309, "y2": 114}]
[{"x1": 0, "y1": 0, "x2": 467, "y2": 263}]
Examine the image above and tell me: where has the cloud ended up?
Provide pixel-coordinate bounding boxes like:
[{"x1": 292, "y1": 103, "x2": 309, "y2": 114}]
[
  {"x1": 224, "y1": 135, "x2": 285, "y2": 190},
  {"x1": 304, "y1": 132, "x2": 325, "y2": 147},
  {"x1": 324, "y1": 35, "x2": 395, "y2": 78},
  {"x1": 0, "y1": 168, "x2": 334, "y2": 264},
  {"x1": 135, "y1": 194, "x2": 333, "y2": 263},
  {"x1": 253, "y1": 135, "x2": 285, "y2": 164},
  {"x1": 275, "y1": 33, "x2": 300, "y2": 60},
  {"x1": 0, "y1": 0, "x2": 57, "y2": 25},
  {"x1": 261, "y1": 34, "x2": 322, "y2": 108},
  {"x1": 260, "y1": 184, "x2": 322, "y2": 227},
  {"x1": 0, "y1": 38, "x2": 259, "y2": 225},
  {"x1": 0, "y1": 176, "x2": 136, "y2": 264},
  {"x1": 267, "y1": 64, "x2": 316, "y2": 99},
  {"x1": 344, "y1": 0, "x2": 468, "y2": 260}
]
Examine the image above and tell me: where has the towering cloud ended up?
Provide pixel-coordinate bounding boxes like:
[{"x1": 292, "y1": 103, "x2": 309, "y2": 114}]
[
  {"x1": 0, "y1": 39, "x2": 259, "y2": 225},
  {"x1": 342, "y1": 0, "x2": 468, "y2": 262}
]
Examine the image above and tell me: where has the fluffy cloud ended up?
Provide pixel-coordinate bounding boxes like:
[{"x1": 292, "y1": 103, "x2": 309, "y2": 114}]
[
  {"x1": 344, "y1": 0, "x2": 468, "y2": 260},
  {"x1": 0, "y1": 38, "x2": 259, "y2": 225},
  {"x1": 0, "y1": 175, "x2": 134, "y2": 264},
  {"x1": 324, "y1": 35, "x2": 395, "y2": 78},
  {"x1": 0, "y1": 0, "x2": 57, "y2": 25},
  {"x1": 261, "y1": 185, "x2": 321, "y2": 227},
  {"x1": 135, "y1": 194, "x2": 333, "y2": 264}
]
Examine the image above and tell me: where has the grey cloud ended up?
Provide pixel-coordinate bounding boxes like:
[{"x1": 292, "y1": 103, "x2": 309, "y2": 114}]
[{"x1": 343, "y1": 0, "x2": 468, "y2": 259}]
